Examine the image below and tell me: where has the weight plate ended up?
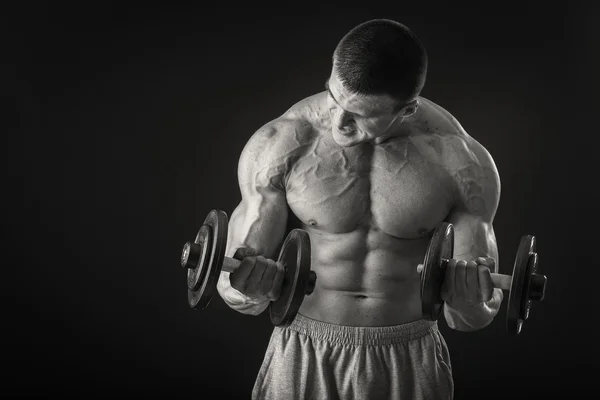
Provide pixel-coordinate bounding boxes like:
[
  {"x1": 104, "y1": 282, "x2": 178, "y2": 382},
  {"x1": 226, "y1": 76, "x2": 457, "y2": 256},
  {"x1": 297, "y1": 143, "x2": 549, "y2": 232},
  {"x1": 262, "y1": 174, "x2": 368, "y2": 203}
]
[
  {"x1": 270, "y1": 229, "x2": 312, "y2": 327},
  {"x1": 421, "y1": 222, "x2": 454, "y2": 321},
  {"x1": 506, "y1": 235, "x2": 536, "y2": 335},
  {"x1": 521, "y1": 252, "x2": 540, "y2": 321},
  {"x1": 185, "y1": 224, "x2": 213, "y2": 291},
  {"x1": 188, "y1": 209, "x2": 228, "y2": 310}
]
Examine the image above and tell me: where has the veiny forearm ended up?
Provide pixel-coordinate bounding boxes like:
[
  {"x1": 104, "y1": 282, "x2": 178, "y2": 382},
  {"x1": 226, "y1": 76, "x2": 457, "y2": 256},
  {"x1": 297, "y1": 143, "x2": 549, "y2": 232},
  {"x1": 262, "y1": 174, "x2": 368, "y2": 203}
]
[
  {"x1": 445, "y1": 219, "x2": 503, "y2": 331},
  {"x1": 217, "y1": 197, "x2": 287, "y2": 315}
]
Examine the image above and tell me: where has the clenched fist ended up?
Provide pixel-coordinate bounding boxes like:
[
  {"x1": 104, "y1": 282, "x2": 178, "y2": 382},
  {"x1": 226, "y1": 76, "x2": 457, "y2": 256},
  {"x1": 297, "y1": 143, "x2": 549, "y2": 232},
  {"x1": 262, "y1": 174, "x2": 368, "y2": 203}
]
[
  {"x1": 229, "y1": 247, "x2": 285, "y2": 303},
  {"x1": 441, "y1": 257, "x2": 495, "y2": 307}
]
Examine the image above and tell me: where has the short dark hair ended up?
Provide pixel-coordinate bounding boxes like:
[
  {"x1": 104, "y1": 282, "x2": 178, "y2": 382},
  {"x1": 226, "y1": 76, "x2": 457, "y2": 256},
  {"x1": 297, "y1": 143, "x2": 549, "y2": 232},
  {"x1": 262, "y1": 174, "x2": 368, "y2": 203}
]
[{"x1": 333, "y1": 19, "x2": 428, "y2": 104}]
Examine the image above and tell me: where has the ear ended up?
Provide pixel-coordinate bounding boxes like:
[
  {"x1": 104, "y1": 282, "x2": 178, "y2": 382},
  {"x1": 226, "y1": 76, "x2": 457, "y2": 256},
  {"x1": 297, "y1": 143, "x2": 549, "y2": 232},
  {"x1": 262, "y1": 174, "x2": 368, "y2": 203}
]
[{"x1": 400, "y1": 99, "x2": 419, "y2": 118}]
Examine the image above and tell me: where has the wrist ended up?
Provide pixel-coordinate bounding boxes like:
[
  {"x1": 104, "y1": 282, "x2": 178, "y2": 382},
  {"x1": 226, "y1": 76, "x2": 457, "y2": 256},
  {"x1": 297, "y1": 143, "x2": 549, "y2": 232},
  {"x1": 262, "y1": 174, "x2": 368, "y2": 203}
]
[
  {"x1": 444, "y1": 288, "x2": 503, "y2": 331},
  {"x1": 217, "y1": 273, "x2": 270, "y2": 315}
]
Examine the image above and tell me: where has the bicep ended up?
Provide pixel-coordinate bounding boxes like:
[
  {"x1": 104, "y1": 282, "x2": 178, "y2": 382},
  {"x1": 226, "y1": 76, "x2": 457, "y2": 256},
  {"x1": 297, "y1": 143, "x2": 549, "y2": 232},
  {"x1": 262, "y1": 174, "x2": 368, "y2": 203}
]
[
  {"x1": 447, "y1": 210, "x2": 498, "y2": 272},
  {"x1": 218, "y1": 123, "x2": 292, "y2": 290},
  {"x1": 447, "y1": 143, "x2": 501, "y2": 271},
  {"x1": 228, "y1": 123, "x2": 291, "y2": 258},
  {"x1": 217, "y1": 183, "x2": 289, "y2": 294},
  {"x1": 226, "y1": 190, "x2": 289, "y2": 259}
]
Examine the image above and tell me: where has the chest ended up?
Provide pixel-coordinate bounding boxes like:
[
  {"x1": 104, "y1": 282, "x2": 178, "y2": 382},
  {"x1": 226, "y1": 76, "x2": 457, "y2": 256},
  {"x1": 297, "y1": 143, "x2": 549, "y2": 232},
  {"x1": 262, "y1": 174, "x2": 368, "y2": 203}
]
[{"x1": 285, "y1": 136, "x2": 455, "y2": 238}]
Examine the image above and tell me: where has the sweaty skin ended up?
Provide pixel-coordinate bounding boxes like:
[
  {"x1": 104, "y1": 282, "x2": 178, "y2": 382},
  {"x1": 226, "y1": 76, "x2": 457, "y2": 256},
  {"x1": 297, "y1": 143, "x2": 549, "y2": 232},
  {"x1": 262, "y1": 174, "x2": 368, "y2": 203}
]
[{"x1": 217, "y1": 89, "x2": 501, "y2": 327}]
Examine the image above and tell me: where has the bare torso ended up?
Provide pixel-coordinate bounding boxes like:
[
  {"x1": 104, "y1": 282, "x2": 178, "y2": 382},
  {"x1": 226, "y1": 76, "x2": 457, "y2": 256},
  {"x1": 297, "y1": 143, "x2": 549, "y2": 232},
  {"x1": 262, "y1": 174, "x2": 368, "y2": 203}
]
[{"x1": 279, "y1": 93, "x2": 471, "y2": 326}]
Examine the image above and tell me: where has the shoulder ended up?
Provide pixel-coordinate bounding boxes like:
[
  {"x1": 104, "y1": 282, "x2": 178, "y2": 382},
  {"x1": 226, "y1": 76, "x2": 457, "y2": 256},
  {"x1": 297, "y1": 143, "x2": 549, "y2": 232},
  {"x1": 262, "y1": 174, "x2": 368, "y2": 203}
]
[
  {"x1": 450, "y1": 134, "x2": 501, "y2": 220},
  {"x1": 416, "y1": 97, "x2": 501, "y2": 218},
  {"x1": 240, "y1": 117, "x2": 315, "y2": 168},
  {"x1": 238, "y1": 98, "x2": 320, "y2": 187},
  {"x1": 240, "y1": 92, "x2": 325, "y2": 163},
  {"x1": 416, "y1": 97, "x2": 499, "y2": 175}
]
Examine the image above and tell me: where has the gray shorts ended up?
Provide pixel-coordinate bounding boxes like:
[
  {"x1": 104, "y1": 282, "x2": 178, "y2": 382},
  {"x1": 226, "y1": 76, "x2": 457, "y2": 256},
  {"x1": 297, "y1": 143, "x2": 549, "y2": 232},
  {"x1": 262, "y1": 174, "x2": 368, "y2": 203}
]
[{"x1": 252, "y1": 313, "x2": 453, "y2": 400}]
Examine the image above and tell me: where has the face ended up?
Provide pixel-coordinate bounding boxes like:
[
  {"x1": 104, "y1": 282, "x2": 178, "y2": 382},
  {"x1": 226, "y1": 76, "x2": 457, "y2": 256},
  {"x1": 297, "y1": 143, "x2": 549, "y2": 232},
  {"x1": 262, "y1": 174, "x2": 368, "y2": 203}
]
[{"x1": 325, "y1": 71, "x2": 415, "y2": 147}]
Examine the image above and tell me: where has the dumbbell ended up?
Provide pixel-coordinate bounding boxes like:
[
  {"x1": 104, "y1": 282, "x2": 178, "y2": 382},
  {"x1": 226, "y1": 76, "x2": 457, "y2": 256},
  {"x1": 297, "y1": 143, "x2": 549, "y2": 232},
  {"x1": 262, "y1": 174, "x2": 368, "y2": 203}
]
[
  {"x1": 180, "y1": 209, "x2": 317, "y2": 327},
  {"x1": 419, "y1": 222, "x2": 547, "y2": 334}
]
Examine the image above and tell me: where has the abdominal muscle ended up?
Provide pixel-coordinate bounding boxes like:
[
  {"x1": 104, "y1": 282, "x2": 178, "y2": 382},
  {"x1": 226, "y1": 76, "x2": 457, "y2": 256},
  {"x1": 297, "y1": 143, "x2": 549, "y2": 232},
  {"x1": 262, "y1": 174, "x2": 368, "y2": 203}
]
[{"x1": 297, "y1": 226, "x2": 431, "y2": 327}]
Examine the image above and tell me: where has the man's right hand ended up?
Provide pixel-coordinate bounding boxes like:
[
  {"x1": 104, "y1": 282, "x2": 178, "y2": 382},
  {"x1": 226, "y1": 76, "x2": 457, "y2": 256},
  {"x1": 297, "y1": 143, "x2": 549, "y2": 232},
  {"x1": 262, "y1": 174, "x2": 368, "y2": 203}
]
[{"x1": 229, "y1": 247, "x2": 285, "y2": 302}]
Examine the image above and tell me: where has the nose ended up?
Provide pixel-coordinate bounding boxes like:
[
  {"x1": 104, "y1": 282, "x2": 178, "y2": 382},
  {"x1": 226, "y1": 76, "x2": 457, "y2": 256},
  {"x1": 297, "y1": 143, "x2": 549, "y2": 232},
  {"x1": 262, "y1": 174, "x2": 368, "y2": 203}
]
[{"x1": 331, "y1": 107, "x2": 354, "y2": 131}]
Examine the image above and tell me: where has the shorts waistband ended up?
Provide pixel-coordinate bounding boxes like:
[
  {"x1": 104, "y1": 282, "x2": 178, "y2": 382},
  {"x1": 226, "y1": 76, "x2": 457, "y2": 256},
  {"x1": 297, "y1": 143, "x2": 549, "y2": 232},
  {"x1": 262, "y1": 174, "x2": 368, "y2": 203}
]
[{"x1": 282, "y1": 313, "x2": 438, "y2": 346}]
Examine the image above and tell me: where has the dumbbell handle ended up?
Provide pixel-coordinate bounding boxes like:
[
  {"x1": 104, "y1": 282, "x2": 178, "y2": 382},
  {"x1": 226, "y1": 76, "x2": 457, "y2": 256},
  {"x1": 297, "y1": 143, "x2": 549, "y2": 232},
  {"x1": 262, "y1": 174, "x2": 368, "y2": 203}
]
[
  {"x1": 222, "y1": 256, "x2": 290, "y2": 274},
  {"x1": 490, "y1": 274, "x2": 512, "y2": 290},
  {"x1": 182, "y1": 241, "x2": 316, "y2": 295},
  {"x1": 182, "y1": 241, "x2": 276, "y2": 273},
  {"x1": 223, "y1": 255, "x2": 317, "y2": 296},
  {"x1": 417, "y1": 262, "x2": 512, "y2": 290}
]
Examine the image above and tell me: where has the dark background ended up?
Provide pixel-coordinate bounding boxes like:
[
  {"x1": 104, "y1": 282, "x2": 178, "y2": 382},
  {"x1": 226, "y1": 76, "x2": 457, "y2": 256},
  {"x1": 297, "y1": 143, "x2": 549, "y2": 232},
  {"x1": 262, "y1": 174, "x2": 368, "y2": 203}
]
[{"x1": 9, "y1": 2, "x2": 599, "y2": 399}]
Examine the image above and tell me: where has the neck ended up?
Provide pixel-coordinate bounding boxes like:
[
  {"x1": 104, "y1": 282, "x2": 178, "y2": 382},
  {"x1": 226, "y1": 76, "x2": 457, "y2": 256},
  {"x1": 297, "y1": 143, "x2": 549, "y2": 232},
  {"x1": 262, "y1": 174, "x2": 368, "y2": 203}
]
[{"x1": 373, "y1": 116, "x2": 413, "y2": 145}]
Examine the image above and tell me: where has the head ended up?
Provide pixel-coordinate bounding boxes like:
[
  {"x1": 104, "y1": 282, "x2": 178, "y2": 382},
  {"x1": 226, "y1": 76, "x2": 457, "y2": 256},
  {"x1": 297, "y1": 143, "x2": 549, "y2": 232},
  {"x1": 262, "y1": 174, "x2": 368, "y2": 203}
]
[{"x1": 326, "y1": 19, "x2": 428, "y2": 146}]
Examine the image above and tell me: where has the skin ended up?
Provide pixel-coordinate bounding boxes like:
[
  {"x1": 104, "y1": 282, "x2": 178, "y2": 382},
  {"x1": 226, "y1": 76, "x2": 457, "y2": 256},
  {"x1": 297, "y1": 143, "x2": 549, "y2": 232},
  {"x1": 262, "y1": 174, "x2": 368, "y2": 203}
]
[{"x1": 217, "y1": 67, "x2": 503, "y2": 329}]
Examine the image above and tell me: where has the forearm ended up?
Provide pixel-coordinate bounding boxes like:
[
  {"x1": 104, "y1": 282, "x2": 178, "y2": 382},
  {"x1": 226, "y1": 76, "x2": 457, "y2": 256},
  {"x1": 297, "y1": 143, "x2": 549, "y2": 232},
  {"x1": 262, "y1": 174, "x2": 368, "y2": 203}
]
[
  {"x1": 216, "y1": 198, "x2": 286, "y2": 315},
  {"x1": 445, "y1": 215, "x2": 503, "y2": 330},
  {"x1": 444, "y1": 288, "x2": 503, "y2": 331},
  {"x1": 217, "y1": 272, "x2": 270, "y2": 315}
]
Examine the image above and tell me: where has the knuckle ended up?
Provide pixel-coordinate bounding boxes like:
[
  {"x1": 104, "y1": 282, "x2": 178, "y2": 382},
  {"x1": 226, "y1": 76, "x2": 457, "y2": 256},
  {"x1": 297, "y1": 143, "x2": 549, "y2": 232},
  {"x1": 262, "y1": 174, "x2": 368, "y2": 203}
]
[
  {"x1": 233, "y1": 247, "x2": 253, "y2": 260},
  {"x1": 232, "y1": 248, "x2": 244, "y2": 260},
  {"x1": 273, "y1": 260, "x2": 284, "y2": 273},
  {"x1": 240, "y1": 256, "x2": 256, "y2": 268},
  {"x1": 266, "y1": 266, "x2": 278, "y2": 278},
  {"x1": 477, "y1": 265, "x2": 490, "y2": 275},
  {"x1": 256, "y1": 255, "x2": 267, "y2": 263},
  {"x1": 256, "y1": 257, "x2": 270, "y2": 270},
  {"x1": 268, "y1": 290, "x2": 280, "y2": 301}
]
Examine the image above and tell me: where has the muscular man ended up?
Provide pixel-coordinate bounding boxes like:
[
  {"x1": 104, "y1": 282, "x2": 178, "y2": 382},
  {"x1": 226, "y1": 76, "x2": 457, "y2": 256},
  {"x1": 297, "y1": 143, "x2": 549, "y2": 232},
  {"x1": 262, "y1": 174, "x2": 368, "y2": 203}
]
[{"x1": 216, "y1": 19, "x2": 503, "y2": 400}]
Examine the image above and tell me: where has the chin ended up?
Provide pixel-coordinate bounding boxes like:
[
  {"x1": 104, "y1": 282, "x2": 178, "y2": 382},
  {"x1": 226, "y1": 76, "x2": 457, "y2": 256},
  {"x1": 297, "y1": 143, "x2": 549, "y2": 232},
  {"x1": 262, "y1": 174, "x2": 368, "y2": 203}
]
[{"x1": 332, "y1": 129, "x2": 364, "y2": 147}]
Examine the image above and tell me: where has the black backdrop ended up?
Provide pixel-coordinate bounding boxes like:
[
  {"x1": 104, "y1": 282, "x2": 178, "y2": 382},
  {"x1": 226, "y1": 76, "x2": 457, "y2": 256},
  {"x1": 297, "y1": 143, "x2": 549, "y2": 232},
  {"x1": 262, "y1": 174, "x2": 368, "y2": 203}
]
[{"x1": 10, "y1": 2, "x2": 599, "y2": 399}]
